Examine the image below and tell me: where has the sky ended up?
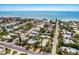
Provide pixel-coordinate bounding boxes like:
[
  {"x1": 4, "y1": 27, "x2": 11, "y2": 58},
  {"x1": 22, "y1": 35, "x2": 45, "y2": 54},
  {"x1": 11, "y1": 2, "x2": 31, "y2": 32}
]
[{"x1": 0, "y1": 4, "x2": 79, "y2": 11}]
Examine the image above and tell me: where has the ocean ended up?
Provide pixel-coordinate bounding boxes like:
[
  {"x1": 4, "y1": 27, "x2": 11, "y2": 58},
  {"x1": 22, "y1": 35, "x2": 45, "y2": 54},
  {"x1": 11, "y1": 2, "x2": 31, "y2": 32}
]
[{"x1": 0, "y1": 11, "x2": 79, "y2": 21}]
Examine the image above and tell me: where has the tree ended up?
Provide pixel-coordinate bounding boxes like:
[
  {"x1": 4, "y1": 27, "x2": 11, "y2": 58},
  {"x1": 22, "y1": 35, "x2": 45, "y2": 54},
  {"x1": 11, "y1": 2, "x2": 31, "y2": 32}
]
[
  {"x1": 50, "y1": 31, "x2": 54, "y2": 37},
  {"x1": 5, "y1": 48, "x2": 11, "y2": 54},
  {"x1": 7, "y1": 39, "x2": 13, "y2": 42},
  {"x1": 46, "y1": 42, "x2": 49, "y2": 47},
  {"x1": 18, "y1": 34, "x2": 21, "y2": 42},
  {"x1": 75, "y1": 52, "x2": 79, "y2": 55},
  {"x1": 49, "y1": 20, "x2": 52, "y2": 23},
  {"x1": 74, "y1": 34, "x2": 79, "y2": 38},
  {"x1": 16, "y1": 33, "x2": 22, "y2": 46},
  {"x1": 21, "y1": 40, "x2": 27, "y2": 47},
  {"x1": 40, "y1": 28, "x2": 45, "y2": 33},
  {"x1": 64, "y1": 49, "x2": 68, "y2": 55},
  {"x1": 25, "y1": 45, "x2": 30, "y2": 50},
  {"x1": 12, "y1": 51, "x2": 17, "y2": 55}
]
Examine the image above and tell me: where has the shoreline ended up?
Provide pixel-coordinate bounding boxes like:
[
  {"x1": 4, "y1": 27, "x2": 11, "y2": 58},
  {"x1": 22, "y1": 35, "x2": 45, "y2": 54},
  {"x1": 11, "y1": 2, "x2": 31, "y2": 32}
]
[{"x1": 0, "y1": 16, "x2": 79, "y2": 21}]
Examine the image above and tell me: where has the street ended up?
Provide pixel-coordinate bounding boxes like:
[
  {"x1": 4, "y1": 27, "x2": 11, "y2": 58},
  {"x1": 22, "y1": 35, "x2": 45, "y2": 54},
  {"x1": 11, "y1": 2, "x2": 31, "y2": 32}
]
[
  {"x1": 0, "y1": 41, "x2": 42, "y2": 55},
  {"x1": 52, "y1": 20, "x2": 59, "y2": 55}
]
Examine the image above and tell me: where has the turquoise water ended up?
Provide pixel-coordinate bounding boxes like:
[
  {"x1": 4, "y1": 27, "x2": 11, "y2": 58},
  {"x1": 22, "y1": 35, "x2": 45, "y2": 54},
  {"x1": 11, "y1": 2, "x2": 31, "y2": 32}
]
[{"x1": 0, "y1": 11, "x2": 79, "y2": 21}]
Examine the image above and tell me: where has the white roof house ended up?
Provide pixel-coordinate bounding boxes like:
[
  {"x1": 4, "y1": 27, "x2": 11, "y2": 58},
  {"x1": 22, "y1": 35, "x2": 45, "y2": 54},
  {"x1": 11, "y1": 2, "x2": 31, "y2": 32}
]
[
  {"x1": 70, "y1": 48, "x2": 78, "y2": 53},
  {"x1": 9, "y1": 33, "x2": 17, "y2": 36},
  {"x1": 6, "y1": 28, "x2": 13, "y2": 32},
  {"x1": 63, "y1": 34, "x2": 71, "y2": 39},
  {"x1": 27, "y1": 39, "x2": 38, "y2": 44},
  {"x1": 29, "y1": 33, "x2": 36, "y2": 37},
  {"x1": 41, "y1": 39, "x2": 48, "y2": 47},
  {"x1": 32, "y1": 31, "x2": 38, "y2": 34},
  {"x1": 3, "y1": 35, "x2": 12, "y2": 39},
  {"x1": 41, "y1": 34, "x2": 50, "y2": 39},
  {"x1": 63, "y1": 39, "x2": 75, "y2": 44},
  {"x1": 37, "y1": 24, "x2": 44, "y2": 28},
  {"x1": 34, "y1": 27, "x2": 40, "y2": 31},
  {"x1": 41, "y1": 35, "x2": 47, "y2": 39},
  {"x1": 67, "y1": 31, "x2": 72, "y2": 35},
  {"x1": 0, "y1": 46, "x2": 5, "y2": 54},
  {"x1": 43, "y1": 33, "x2": 50, "y2": 35},
  {"x1": 48, "y1": 27, "x2": 53, "y2": 31},
  {"x1": 62, "y1": 29, "x2": 66, "y2": 34},
  {"x1": 13, "y1": 26, "x2": 19, "y2": 29},
  {"x1": 29, "y1": 31, "x2": 39, "y2": 37},
  {"x1": 20, "y1": 34, "x2": 27, "y2": 40},
  {"x1": 69, "y1": 40, "x2": 75, "y2": 44},
  {"x1": 60, "y1": 46, "x2": 79, "y2": 54},
  {"x1": 0, "y1": 46, "x2": 4, "y2": 51}
]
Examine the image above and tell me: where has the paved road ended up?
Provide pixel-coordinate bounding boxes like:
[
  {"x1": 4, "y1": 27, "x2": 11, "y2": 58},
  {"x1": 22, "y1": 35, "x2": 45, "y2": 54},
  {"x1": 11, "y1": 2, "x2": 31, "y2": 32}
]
[
  {"x1": 52, "y1": 20, "x2": 59, "y2": 55},
  {"x1": 0, "y1": 41, "x2": 42, "y2": 55}
]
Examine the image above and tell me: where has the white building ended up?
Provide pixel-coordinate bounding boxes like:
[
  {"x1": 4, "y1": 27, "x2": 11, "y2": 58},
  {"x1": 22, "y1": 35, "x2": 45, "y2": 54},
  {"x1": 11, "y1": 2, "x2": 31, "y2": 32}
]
[
  {"x1": 63, "y1": 34, "x2": 71, "y2": 39},
  {"x1": 60, "y1": 46, "x2": 79, "y2": 54},
  {"x1": 0, "y1": 46, "x2": 5, "y2": 54},
  {"x1": 41, "y1": 39, "x2": 48, "y2": 47},
  {"x1": 27, "y1": 39, "x2": 38, "y2": 45},
  {"x1": 63, "y1": 39, "x2": 75, "y2": 44},
  {"x1": 3, "y1": 35, "x2": 12, "y2": 39}
]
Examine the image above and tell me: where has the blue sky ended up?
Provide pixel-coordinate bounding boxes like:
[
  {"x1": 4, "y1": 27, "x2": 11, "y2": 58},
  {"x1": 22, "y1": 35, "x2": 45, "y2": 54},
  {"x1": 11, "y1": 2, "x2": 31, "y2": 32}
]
[{"x1": 0, "y1": 4, "x2": 79, "y2": 11}]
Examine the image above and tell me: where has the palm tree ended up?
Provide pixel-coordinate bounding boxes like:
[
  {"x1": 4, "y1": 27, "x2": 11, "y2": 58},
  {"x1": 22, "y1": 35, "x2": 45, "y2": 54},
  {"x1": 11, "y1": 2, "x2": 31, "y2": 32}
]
[
  {"x1": 18, "y1": 33, "x2": 21, "y2": 42},
  {"x1": 15, "y1": 33, "x2": 22, "y2": 46},
  {"x1": 64, "y1": 49, "x2": 68, "y2": 55},
  {"x1": 75, "y1": 52, "x2": 79, "y2": 55}
]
